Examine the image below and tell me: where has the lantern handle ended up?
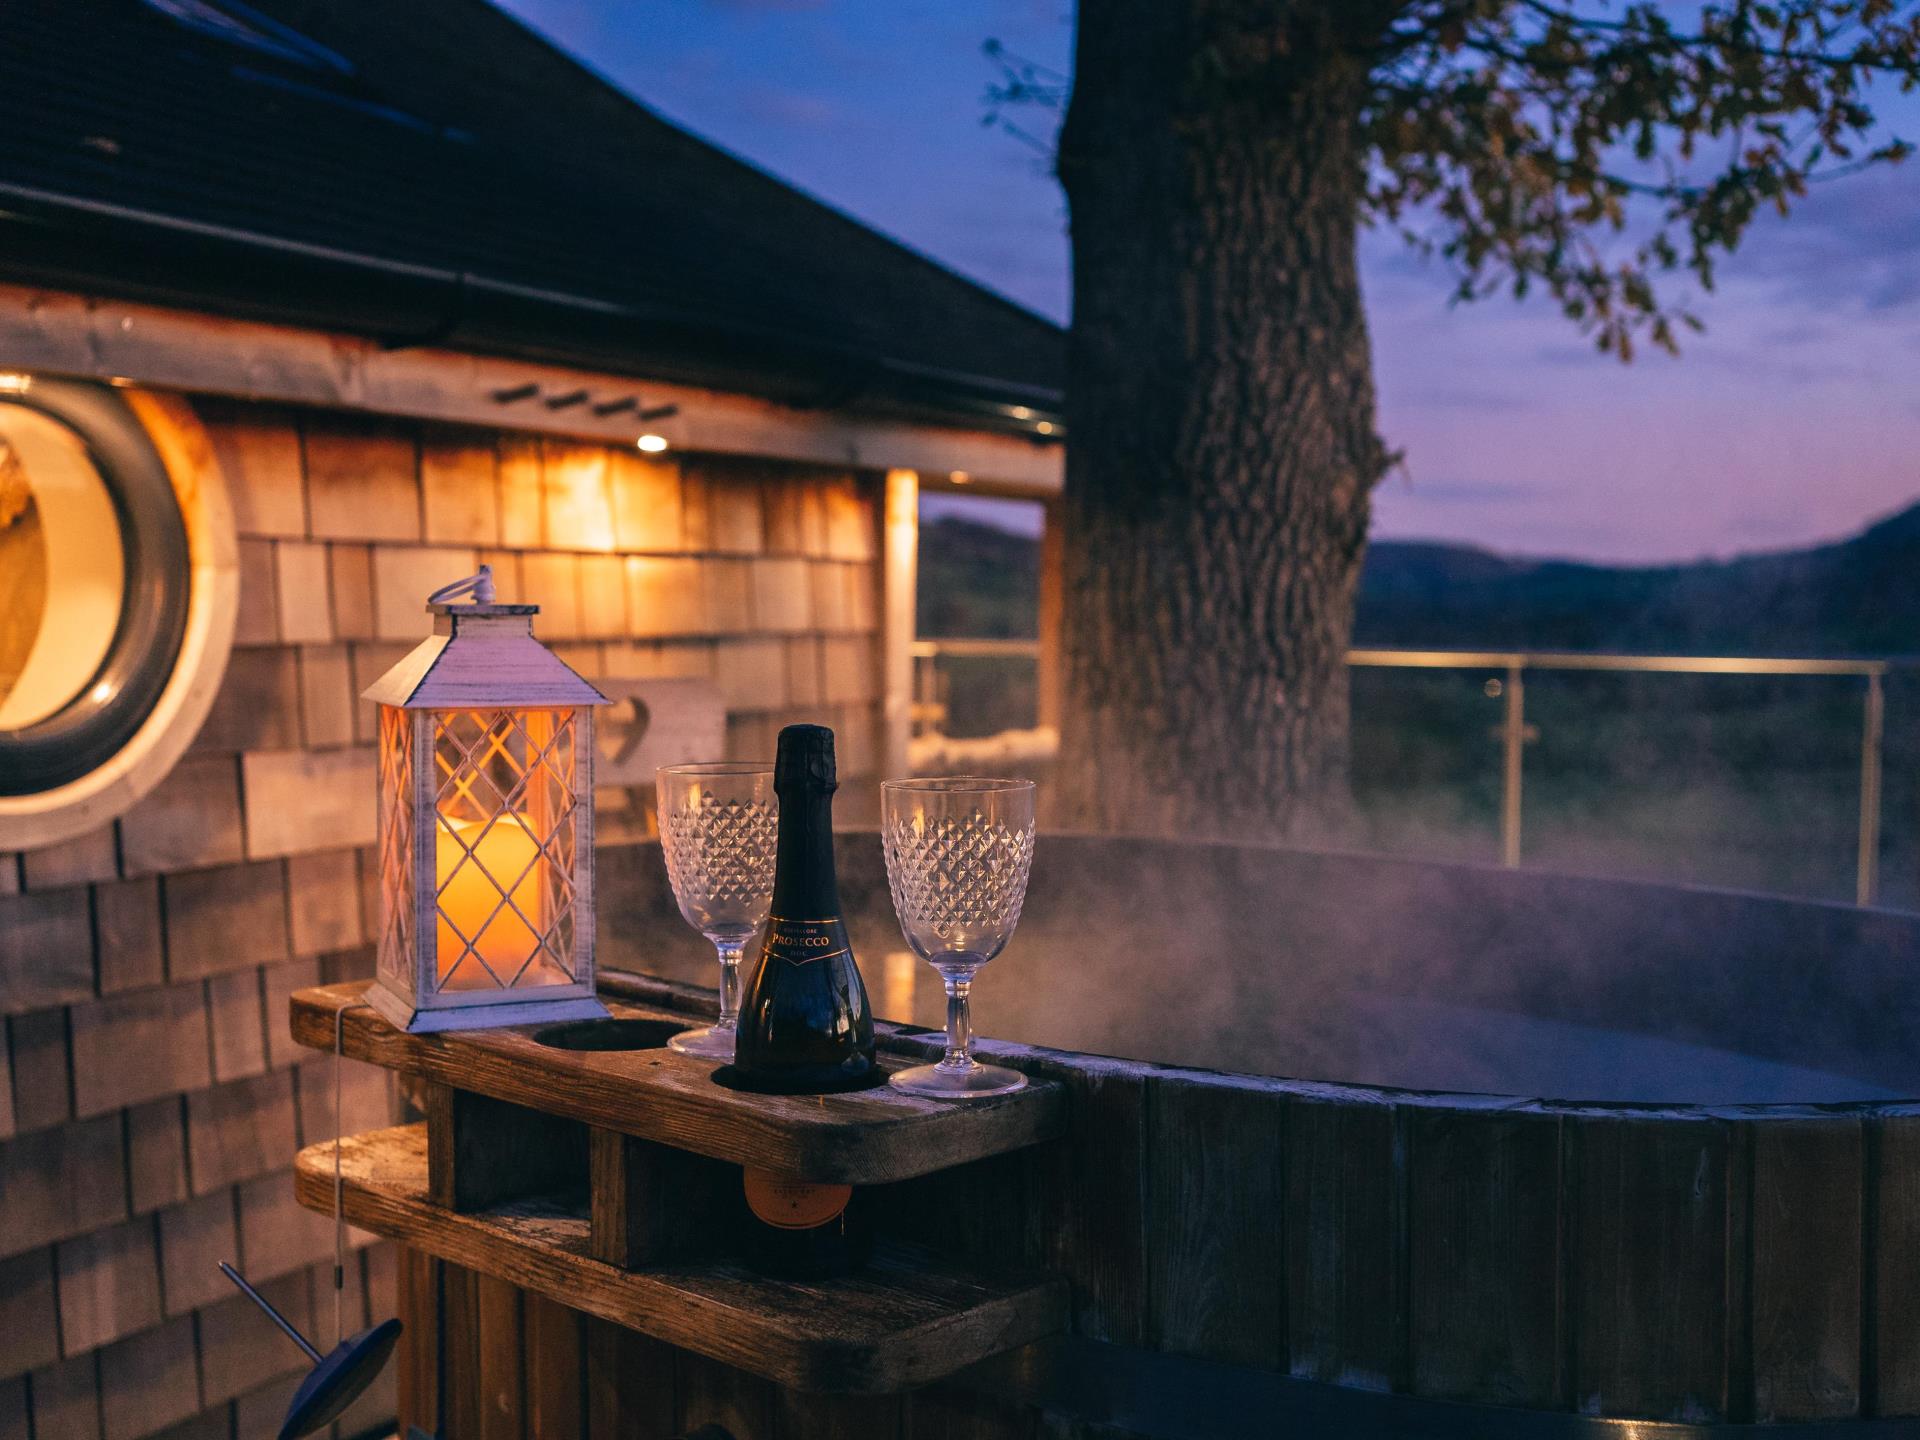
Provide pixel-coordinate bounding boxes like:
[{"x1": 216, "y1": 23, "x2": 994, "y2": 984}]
[{"x1": 427, "y1": 566, "x2": 495, "y2": 607}]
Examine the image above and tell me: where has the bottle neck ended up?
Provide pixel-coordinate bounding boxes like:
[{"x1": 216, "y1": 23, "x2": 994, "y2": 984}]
[{"x1": 771, "y1": 784, "x2": 840, "y2": 917}]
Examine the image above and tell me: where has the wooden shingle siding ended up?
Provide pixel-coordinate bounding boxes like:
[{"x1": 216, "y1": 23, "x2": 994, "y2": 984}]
[
  {"x1": 56, "y1": 1218, "x2": 164, "y2": 1356},
  {"x1": 0, "y1": 887, "x2": 93, "y2": 1013},
  {"x1": 20, "y1": 827, "x2": 117, "y2": 891},
  {"x1": 120, "y1": 756, "x2": 245, "y2": 877},
  {"x1": 92, "y1": 879, "x2": 163, "y2": 996},
  {"x1": 0, "y1": 1249, "x2": 60, "y2": 1378},
  {"x1": 2, "y1": 398, "x2": 887, "y2": 1440},
  {"x1": 162, "y1": 862, "x2": 289, "y2": 980},
  {"x1": 185, "y1": 1070, "x2": 297, "y2": 1196},
  {"x1": 302, "y1": 416, "x2": 420, "y2": 544},
  {"x1": 0, "y1": 1114, "x2": 127, "y2": 1258},
  {"x1": 70, "y1": 981, "x2": 212, "y2": 1117}
]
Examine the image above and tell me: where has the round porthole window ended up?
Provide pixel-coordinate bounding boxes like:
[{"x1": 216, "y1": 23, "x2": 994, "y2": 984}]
[{"x1": 0, "y1": 377, "x2": 236, "y2": 842}]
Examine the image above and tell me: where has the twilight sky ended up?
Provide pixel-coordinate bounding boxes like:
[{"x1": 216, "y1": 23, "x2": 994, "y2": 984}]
[{"x1": 500, "y1": 0, "x2": 1920, "y2": 563}]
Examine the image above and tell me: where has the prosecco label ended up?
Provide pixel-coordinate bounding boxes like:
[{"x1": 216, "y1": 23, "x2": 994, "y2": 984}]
[
  {"x1": 762, "y1": 916, "x2": 847, "y2": 966},
  {"x1": 743, "y1": 1167, "x2": 852, "y2": 1230}
]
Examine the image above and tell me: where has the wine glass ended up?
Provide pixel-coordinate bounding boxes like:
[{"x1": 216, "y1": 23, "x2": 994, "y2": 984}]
[
  {"x1": 880, "y1": 777, "x2": 1036, "y2": 1097},
  {"x1": 657, "y1": 762, "x2": 777, "y2": 1059}
]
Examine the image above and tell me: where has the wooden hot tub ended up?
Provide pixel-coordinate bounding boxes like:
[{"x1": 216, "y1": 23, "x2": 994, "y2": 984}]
[{"x1": 301, "y1": 833, "x2": 1920, "y2": 1437}]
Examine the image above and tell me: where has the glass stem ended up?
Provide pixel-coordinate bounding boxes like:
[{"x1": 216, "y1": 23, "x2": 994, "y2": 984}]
[
  {"x1": 943, "y1": 976, "x2": 973, "y2": 1070},
  {"x1": 714, "y1": 938, "x2": 745, "y2": 1032}
]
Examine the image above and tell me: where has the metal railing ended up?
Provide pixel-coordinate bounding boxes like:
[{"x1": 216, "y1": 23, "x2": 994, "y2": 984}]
[{"x1": 912, "y1": 639, "x2": 1899, "y2": 905}]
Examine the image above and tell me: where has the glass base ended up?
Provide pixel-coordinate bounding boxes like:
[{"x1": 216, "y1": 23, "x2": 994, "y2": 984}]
[
  {"x1": 889, "y1": 1059, "x2": 1027, "y2": 1099},
  {"x1": 667, "y1": 1024, "x2": 735, "y2": 1060}
]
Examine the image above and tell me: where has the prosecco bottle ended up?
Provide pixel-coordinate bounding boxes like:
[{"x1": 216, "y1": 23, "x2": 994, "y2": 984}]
[
  {"x1": 734, "y1": 724, "x2": 876, "y2": 1093},
  {"x1": 733, "y1": 724, "x2": 875, "y2": 1277}
]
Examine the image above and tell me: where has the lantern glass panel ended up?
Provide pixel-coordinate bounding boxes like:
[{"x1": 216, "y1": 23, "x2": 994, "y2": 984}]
[
  {"x1": 376, "y1": 704, "x2": 415, "y2": 991},
  {"x1": 429, "y1": 706, "x2": 579, "y2": 994}
]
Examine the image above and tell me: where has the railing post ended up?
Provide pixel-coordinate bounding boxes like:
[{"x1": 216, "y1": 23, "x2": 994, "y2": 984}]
[
  {"x1": 881, "y1": 469, "x2": 919, "y2": 781},
  {"x1": 1500, "y1": 663, "x2": 1526, "y2": 869},
  {"x1": 1857, "y1": 671, "x2": 1885, "y2": 907}
]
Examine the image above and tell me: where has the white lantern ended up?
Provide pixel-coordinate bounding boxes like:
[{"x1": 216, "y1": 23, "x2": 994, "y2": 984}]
[{"x1": 362, "y1": 568, "x2": 610, "y2": 1032}]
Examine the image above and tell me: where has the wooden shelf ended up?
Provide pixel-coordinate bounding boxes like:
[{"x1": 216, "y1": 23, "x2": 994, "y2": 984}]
[
  {"x1": 295, "y1": 1125, "x2": 1066, "y2": 1394},
  {"x1": 291, "y1": 982, "x2": 1063, "y2": 1185}
]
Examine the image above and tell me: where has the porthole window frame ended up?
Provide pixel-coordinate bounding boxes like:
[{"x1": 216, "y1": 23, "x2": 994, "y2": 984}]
[{"x1": 0, "y1": 381, "x2": 238, "y2": 847}]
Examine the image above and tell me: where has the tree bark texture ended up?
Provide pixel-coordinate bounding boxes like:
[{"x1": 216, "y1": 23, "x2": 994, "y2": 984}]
[{"x1": 1056, "y1": 0, "x2": 1395, "y2": 840}]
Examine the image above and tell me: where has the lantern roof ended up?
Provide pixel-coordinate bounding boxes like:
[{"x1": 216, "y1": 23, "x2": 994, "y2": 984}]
[{"x1": 363, "y1": 604, "x2": 607, "y2": 710}]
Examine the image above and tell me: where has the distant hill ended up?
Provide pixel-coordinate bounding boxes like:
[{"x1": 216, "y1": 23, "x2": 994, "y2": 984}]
[{"x1": 920, "y1": 502, "x2": 1920, "y2": 656}]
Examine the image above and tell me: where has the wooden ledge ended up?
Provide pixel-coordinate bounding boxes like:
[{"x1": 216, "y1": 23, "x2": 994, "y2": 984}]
[
  {"x1": 291, "y1": 982, "x2": 1063, "y2": 1184},
  {"x1": 295, "y1": 1125, "x2": 1066, "y2": 1393}
]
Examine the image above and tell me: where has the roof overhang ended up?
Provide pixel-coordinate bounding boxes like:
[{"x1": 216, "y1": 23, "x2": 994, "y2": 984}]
[{"x1": 0, "y1": 282, "x2": 1064, "y2": 496}]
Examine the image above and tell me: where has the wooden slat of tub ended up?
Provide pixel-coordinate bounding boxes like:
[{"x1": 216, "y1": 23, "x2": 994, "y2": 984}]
[
  {"x1": 1144, "y1": 1075, "x2": 1285, "y2": 1368},
  {"x1": 675, "y1": 1349, "x2": 776, "y2": 1438},
  {"x1": 396, "y1": 1247, "x2": 442, "y2": 1437},
  {"x1": 522, "y1": 1290, "x2": 584, "y2": 1439},
  {"x1": 1750, "y1": 1117, "x2": 1864, "y2": 1420},
  {"x1": 1568, "y1": 1113, "x2": 1740, "y2": 1420},
  {"x1": 1284, "y1": 1095, "x2": 1407, "y2": 1390},
  {"x1": 292, "y1": 982, "x2": 1063, "y2": 1185},
  {"x1": 905, "y1": 1383, "x2": 1036, "y2": 1440},
  {"x1": 439, "y1": 1262, "x2": 486, "y2": 1440},
  {"x1": 1873, "y1": 1113, "x2": 1920, "y2": 1416},
  {"x1": 474, "y1": 1270, "x2": 527, "y2": 1440},
  {"x1": 771, "y1": 1385, "x2": 905, "y2": 1439},
  {"x1": 1032, "y1": 1060, "x2": 1150, "y2": 1345},
  {"x1": 584, "y1": 1317, "x2": 675, "y2": 1438},
  {"x1": 1408, "y1": 1107, "x2": 1564, "y2": 1407}
]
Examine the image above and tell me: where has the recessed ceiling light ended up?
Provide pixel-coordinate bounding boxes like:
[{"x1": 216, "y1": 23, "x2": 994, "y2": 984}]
[{"x1": 636, "y1": 434, "x2": 669, "y2": 453}]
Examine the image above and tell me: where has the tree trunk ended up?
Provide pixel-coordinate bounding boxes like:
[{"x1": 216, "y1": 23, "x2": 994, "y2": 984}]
[{"x1": 1055, "y1": 0, "x2": 1393, "y2": 840}]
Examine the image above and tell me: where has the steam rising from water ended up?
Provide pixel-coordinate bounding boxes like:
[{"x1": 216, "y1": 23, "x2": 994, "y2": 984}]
[{"x1": 598, "y1": 830, "x2": 1920, "y2": 1106}]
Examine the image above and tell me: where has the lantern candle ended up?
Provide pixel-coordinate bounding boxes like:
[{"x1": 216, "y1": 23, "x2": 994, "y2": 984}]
[{"x1": 434, "y1": 813, "x2": 568, "y2": 988}]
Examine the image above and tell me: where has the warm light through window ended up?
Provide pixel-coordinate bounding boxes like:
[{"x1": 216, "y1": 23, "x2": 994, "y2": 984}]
[
  {"x1": 0, "y1": 404, "x2": 127, "y2": 730},
  {"x1": 636, "y1": 434, "x2": 668, "y2": 453},
  {"x1": 0, "y1": 373, "x2": 31, "y2": 394}
]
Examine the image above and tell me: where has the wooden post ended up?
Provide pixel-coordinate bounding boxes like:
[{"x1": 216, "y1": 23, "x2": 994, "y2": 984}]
[
  {"x1": 1037, "y1": 501, "x2": 1064, "y2": 733},
  {"x1": 881, "y1": 469, "x2": 919, "y2": 783}
]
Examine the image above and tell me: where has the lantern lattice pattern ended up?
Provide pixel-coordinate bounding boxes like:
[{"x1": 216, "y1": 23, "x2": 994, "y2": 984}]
[
  {"x1": 375, "y1": 705, "x2": 414, "y2": 993},
  {"x1": 429, "y1": 707, "x2": 578, "y2": 991}
]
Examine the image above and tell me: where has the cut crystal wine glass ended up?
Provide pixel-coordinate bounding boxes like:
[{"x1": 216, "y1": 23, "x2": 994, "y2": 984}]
[
  {"x1": 880, "y1": 777, "x2": 1035, "y2": 1098},
  {"x1": 657, "y1": 762, "x2": 777, "y2": 1059}
]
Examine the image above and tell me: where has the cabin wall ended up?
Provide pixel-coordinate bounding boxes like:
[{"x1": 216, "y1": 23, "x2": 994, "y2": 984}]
[{"x1": 0, "y1": 397, "x2": 885, "y2": 1440}]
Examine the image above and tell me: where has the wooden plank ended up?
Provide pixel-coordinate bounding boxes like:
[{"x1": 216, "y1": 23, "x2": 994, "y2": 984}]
[
  {"x1": 588, "y1": 1128, "x2": 734, "y2": 1267},
  {"x1": 905, "y1": 1384, "x2": 1035, "y2": 1440},
  {"x1": 396, "y1": 1246, "x2": 443, "y2": 1438},
  {"x1": 1031, "y1": 1059, "x2": 1147, "y2": 1345},
  {"x1": 1873, "y1": 1113, "x2": 1920, "y2": 1416},
  {"x1": 774, "y1": 1387, "x2": 904, "y2": 1440},
  {"x1": 473, "y1": 1271, "x2": 526, "y2": 1440},
  {"x1": 295, "y1": 1125, "x2": 1067, "y2": 1394},
  {"x1": 291, "y1": 983, "x2": 1063, "y2": 1185},
  {"x1": 1750, "y1": 1117, "x2": 1863, "y2": 1420},
  {"x1": 1569, "y1": 1113, "x2": 1738, "y2": 1421},
  {"x1": 522, "y1": 1290, "x2": 584, "y2": 1439},
  {"x1": 440, "y1": 1262, "x2": 486, "y2": 1440},
  {"x1": 675, "y1": 1352, "x2": 774, "y2": 1440},
  {"x1": 426, "y1": 1084, "x2": 587, "y2": 1212},
  {"x1": 583, "y1": 1317, "x2": 675, "y2": 1439},
  {"x1": 1144, "y1": 1075, "x2": 1284, "y2": 1368},
  {"x1": 1285, "y1": 1094, "x2": 1406, "y2": 1391},
  {"x1": 1407, "y1": 1106, "x2": 1564, "y2": 1407}
]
